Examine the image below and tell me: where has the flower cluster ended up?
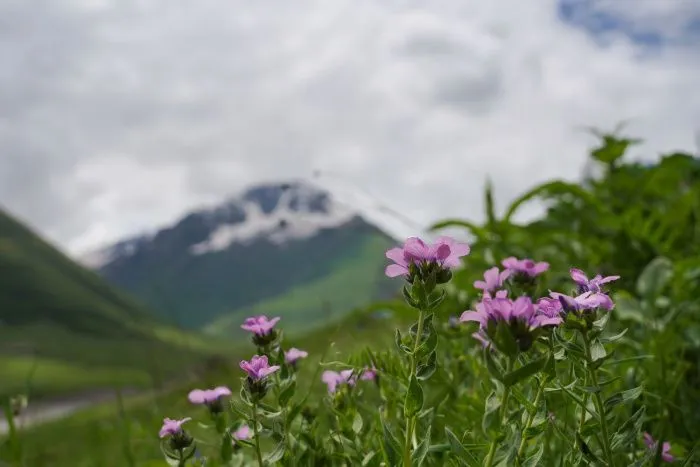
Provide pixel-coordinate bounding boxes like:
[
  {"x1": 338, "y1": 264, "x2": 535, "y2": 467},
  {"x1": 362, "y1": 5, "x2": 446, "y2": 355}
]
[{"x1": 385, "y1": 236, "x2": 470, "y2": 284}]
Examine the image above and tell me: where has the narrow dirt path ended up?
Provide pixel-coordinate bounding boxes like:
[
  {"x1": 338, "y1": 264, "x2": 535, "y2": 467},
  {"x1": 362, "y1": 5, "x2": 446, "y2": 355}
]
[{"x1": 0, "y1": 388, "x2": 141, "y2": 435}]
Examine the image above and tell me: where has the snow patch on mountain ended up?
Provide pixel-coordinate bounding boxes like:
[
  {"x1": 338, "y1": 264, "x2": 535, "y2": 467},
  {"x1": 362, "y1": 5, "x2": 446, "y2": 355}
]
[{"x1": 189, "y1": 184, "x2": 355, "y2": 254}]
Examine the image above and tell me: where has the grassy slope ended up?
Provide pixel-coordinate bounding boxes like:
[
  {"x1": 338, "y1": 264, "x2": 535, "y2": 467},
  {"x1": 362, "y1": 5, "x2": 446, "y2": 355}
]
[
  {"x1": 202, "y1": 234, "x2": 398, "y2": 336},
  {"x1": 0, "y1": 209, "x2": 235, "y2": 400},
  {"x1": 6, "y1": 305, "x2": 411, "y2": 466}
]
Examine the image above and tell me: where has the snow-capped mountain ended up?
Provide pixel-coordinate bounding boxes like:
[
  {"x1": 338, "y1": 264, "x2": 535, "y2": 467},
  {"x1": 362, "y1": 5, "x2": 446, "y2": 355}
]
[{"x1": 82, "y1": 180, "x2": 399, "y2": 334}]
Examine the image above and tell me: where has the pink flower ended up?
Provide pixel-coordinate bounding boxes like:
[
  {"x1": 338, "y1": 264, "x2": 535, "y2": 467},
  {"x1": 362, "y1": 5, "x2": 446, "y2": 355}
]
[
  {"x1": 643, "y1": 432, "x2": 674, "y2": 463},
  {"x1": 159, "y1": 417, "x2": 191, "y2": 438},
  {"x1": 240, "y1": 355, "x2": 280, "y2": 381},
  {"x1": 360, "y1": 367, "x2": 377, "y2": 381},
  {"x1": 474, "y1": 267, "x2": 511, "y2": 293},
  {"x1": 570, "y1": 268, "x2": 620, "y2": 293},
  {"x1": 460, "y1": 296, "x2": 562, "y2": 331},
  {"x1": 187, "y1": 386, "x2": 232, "y2": 405},
  {"x1": 536, "y1": 297, "x2": 563, "y2": 318},
  {"x1": 483, "y1": 289, "x2": 508, "y2": 300},
  {"x1": 284, "y1": 348, "x2": 308, "y2": 364},
  {"x1": 241, "y1": 315, "x2": 280, "y2": 336},
  {"x1": 550, "y1": 291, "x2": 614, "y2": 312},
  {"x1": 385, "y1": 236, "x2": 470, "y2": 278},
  {"x1": 233, "y1": 424, "x2": 253, "y2": 441},
  {"x1": 501, "y1": 257, "x2": 549, "y2": 277},
  {"x1": 322, "y1": 370, "x2": 357, "y2": 393}
]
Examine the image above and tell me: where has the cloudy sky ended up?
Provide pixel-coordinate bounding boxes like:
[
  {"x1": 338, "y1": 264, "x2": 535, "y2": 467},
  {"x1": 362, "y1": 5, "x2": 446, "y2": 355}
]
[{"x1": 1, "y1": 0, "x2": 699, "y2": 256}]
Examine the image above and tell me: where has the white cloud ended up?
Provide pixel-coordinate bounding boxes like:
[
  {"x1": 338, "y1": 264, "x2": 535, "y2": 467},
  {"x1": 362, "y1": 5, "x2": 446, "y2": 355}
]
[{"x1": 0, "y1": 0, "x2": 698, "y2": 255}]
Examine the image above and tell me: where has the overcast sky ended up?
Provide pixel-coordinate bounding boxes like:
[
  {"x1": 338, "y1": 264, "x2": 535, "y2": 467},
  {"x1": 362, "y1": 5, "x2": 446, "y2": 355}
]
[{"x1": 1, "y1": 0, "x2": 699, "y2": 256}]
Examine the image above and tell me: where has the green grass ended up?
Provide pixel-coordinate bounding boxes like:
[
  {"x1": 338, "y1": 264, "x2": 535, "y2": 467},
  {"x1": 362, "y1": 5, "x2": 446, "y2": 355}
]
[
  {"x1": 2, "y1": 306, "x2": 410, "y2": 466},
  {"x1": 202, "y1": 234, "x2": 398, "y2": 336}
]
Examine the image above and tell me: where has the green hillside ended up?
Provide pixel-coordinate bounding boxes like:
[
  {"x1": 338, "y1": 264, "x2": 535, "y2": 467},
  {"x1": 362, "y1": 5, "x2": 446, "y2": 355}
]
[
  {"x1": 0, "y1": 208, "x2": 233, "y2": 401},
  {"x1": 202, "y1": 233, "x2": 398, "y2": 336}
]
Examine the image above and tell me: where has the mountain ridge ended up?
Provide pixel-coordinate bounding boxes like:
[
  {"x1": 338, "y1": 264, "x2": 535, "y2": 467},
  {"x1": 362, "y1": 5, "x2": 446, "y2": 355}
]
[{"x1": 82, "y1": 180, "x2": 400, "y2": 332}]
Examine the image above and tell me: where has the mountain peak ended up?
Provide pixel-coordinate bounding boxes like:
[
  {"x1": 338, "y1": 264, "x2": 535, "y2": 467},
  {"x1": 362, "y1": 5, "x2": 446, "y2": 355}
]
[
  {"x1": 190, "y1": 180, "x2": 355, "y2": 254},
  {"x1": 78, "y1": 179, "x2": 359, "y2": 268}
]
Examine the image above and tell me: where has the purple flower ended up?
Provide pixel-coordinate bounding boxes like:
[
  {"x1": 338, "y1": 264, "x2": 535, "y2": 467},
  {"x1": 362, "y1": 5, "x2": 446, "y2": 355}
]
[
  {"x1": 502, "y1": 257, "x2": 549, "y2": 277},
  {"x1": 233, "y1": 424, "x2": 253, "y2": 441},
  {"x1": 360, "y1": 367, "x2": 377, "y2": 381},
  {"x1": 536, "y1": 297, "x2": 563, "y2": 318},
  {"x1": 159, "y1": 417, "x2": 191, "y2": 438},
  {"x1": 187, "y1": 386, "x2": 232, "y2": 405},
  {"x1": 322, "y1": 369, "x2": 357, "y2": 394},
  {"x1": 570, "y1": 268, "x2": 620, "y2": 294},
  {"x1": 484, "y1": 289, "x2": 508, "y2": 300},
  {"x1": 474, "y1": 267, "x2": 511, "y2": 293},
  {"x1": 284, "y1": 348, "x2": 308, "y2": 364},
  {"x1": 461, "y1": 296, "x2": 562, "y2": 330},
  {"x1": 551, "y1": 291, "x2": 614, "y2": 312},
  {"x1": 385, "y1": 236, "x2": 470, "y2": 278},
  {"x1": 240, "y1": 355, "x2": 280, "y2": 381},
  {"x1": 241, "y1": 315, "x2": 281, "y2": 336},
  {"x1": 643, "y1": 432, "x2": 674, "y2": 463}
]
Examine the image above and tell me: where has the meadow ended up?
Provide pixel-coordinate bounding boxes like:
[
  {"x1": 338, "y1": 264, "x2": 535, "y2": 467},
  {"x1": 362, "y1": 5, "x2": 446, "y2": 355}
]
[{"x1": 2, "y1": 131, "x2": 700, "y2": 466}]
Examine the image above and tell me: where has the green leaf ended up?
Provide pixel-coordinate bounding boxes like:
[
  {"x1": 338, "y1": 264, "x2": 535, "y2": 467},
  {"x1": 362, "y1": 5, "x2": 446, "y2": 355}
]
[
  {"x1": 599, "y1": 328, "x2": 628, "y2": 344},
  {"x1": 636, "y1": 256, "x2": 673, "y2": 299},
  {"x1": 404, "y1": 375, "x2": 424, "y2": 418},
  {"x1": 482, "y1": 391, "x2": 502, "y2": 435},
  {"x1": 418, "y1": 322, "x2": 438, "y2": 356},
  {"x1": 520, "y1": 443, "x2": 544, "y2": 467},
  {"x1": 590, "y1": 133, "x2": 639, "y2": 165},
  {"x1": 444, "y1": 427, "x2": 481, "y2": 467},
  {"x1": 502, "y1": 356, "x2": 548, "y2": 387},
  {"x1": 576, "y1": 432, "x2": 602, "y2": 465},
  {"x1": 361, "y1": 451, "x2": 378, "y2": 466},
  {"x1": 403, "y1": 285, "x2": 420, "y2": 309},
  {"x1": 417, "y1": 350, "x2": 437, "y2": 381},
  {"x1": 352, "y1": 412, "x2": 363, "y2": 434},
  {"x1": 411, "y1": 426, "x2": 431, "y2": 466},
  {"x1": 494, "y1": 321, "x2": 519, "y2": 358},
  {"x1": 483, "y1": 347, "x2": 504, "y2": 382},
  {"x1": 278, "y1": 379, "x2": 296, "y2": 407},
  {"x1": 395, "y1": 329, "x2": 411, "y2": 355},
  {"x1": 604, "y1": 385, "x2": 643, "y2": 412},
  {"x1": 220, "y1": 431, "x2": 233, "y2": 463},
  {"x1": 380, "y1": 416, "x2": 402, "y2": 466},
  {"x1": 264, "y1": 440, "x2": 286, "y2": 464},
  {"x1": 427, "y1": 289, "x2": 446, "y2": 310},
  {"x1": 589, "y1": 340, "x2": 607, "y2": 363}
]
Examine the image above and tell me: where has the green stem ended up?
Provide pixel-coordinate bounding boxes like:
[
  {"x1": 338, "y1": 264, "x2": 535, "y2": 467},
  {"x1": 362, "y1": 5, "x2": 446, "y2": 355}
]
[
  {"x1": 576, "y1": 370, "x2": 589, "y2": 450},
  {"x1": 252, "y1": 402, "x2": 265, "y2": 467},
  {"x1": 516, "y1": 380, "x2": 545, "y2": 462},
  {"x1": 402, "y1": 308, "x2": 426, "y2": 467},
  {"x1": 582, "y1": 335, "x2": 614, "y2": 467},
  {"x1": 484, "y1": 359, "x2": 513, "y2": 467},
  {"x1": 177, "y1": 448, "x2": 186, "y2": 467}
]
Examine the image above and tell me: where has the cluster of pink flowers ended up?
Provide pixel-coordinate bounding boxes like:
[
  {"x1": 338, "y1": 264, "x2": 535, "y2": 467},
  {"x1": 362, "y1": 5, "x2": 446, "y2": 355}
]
[
  {"x1": 385, "y1": 236, "x2": 470, "y2": 278},
  {"x1": 322, "y1": 367, "x2": 377, "y2": 394}
]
